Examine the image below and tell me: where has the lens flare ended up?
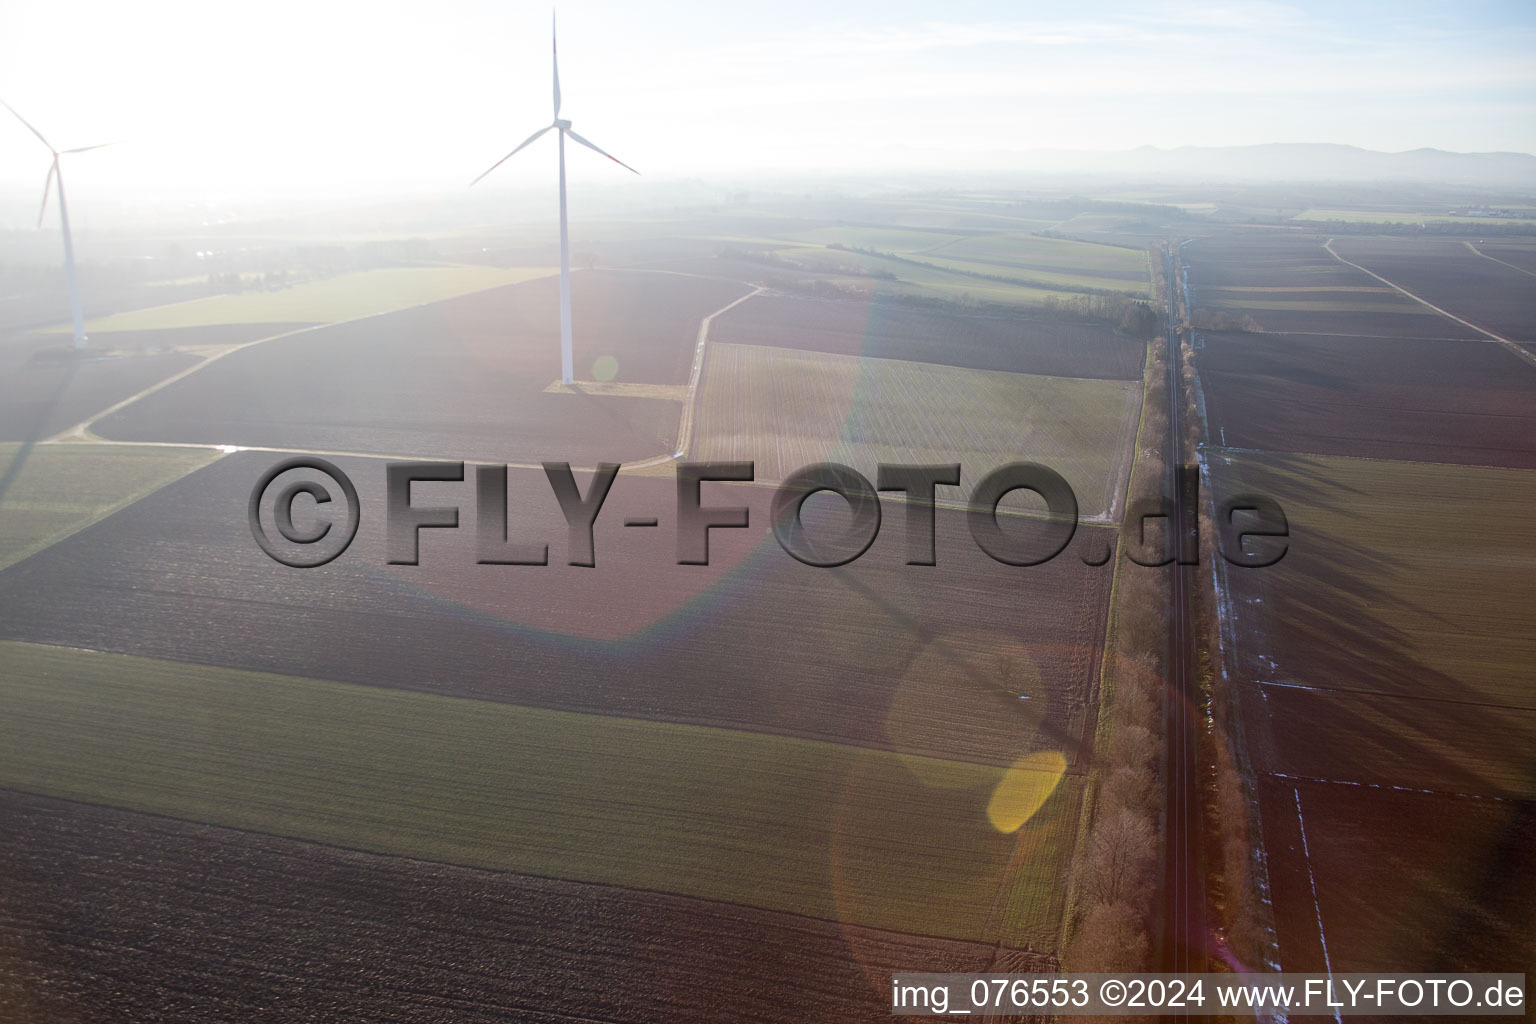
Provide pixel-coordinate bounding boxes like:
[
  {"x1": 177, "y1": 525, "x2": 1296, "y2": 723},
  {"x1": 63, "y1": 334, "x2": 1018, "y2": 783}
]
[
  {"x1": 986, "y1": 750, "x2": 1067, "y2": 834},
  {"x1": 885, "y1": 631, "x2": 1047, "y2": 788}
]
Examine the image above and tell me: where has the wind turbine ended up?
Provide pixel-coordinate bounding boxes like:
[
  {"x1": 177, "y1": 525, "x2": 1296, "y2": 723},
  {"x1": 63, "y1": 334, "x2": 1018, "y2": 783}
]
[
  {"x1": 2, "y1": 99, "x2": 112, "y2": 351},
  {"x1": 471, "y1": 15, "x2": 637, "y2": 386}
]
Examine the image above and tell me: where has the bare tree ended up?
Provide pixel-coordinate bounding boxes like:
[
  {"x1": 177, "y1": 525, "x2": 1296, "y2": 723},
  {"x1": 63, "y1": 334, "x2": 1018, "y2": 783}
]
[
  {"x1": 1065, "y1": 899, "x2": 1150, "y2": 973},
  {"x1": 1080, "y1": 807, "x2": 1155, "y2": 906},
  {"x1": 1100, "y1": 764, "x2": 1156, "y2": 814},
  {"x1": 1109, "y1": 724, "x2": 1157, "y2": 773}
]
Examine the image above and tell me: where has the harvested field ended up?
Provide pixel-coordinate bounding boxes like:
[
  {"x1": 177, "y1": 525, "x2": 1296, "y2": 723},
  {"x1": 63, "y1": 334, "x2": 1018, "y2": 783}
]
[
  {"x1": 0, "y1": 347, "x2": 203, "y2": 442},
  {"x1": 1259, "y1": 685, "x2": 1536, "y2": 798},
  {"x1": 1198, "y1": 293, "x2": 1416, "y2": 315},
  {"x1": 1184, "y1": 234, "x2": 1375, "y2": 290},
  {"x1": 1183, "y1": 233, "x2": 1480, "y2": 337},
  {"x1": 1330, "y1": 236, "x2": 1536, "y2": 346},
  {"x1": 0, "y1": 641, "x2": 1082, "y2": 947},
  {"x1": 1220, "y1": 307, "x2": 1472, "y2": 338},
  {"x1": 0, "y1": 443, "x2": 218, "y2": 570},
  {"x1": 0, "y1": 323, "x2": 319, "y2": 441},
  {"x1": 0, "y1": 279, "x2": 207, "y2": 338},
  {"x1": 1208, "y1": 450, "x2": 1536, "y2": 974},
  {"x1": 0, "y1": 790, "x2": 1055, "y2": 1023},
  {"x1": 692, "y1": 343, "x2": 1141, "y2": 517},
  {"x1": 79, "y1": 322, "x2": 318, "y2": 354},
  {"x1": 1294, "y1": 208, "x2": 1536, "y2": 226},
  {"x1": 1209, "y1": 451, "x2": 1536, "y2": 734},
  {"x1": 1257, "y1": 777, "x2": 1536, "y2": 974},
  {"x1": 69, "y1": 265, "x2": 556, "y2": 333},
  {"x1": 0, "y1": 453, "x2": 1116, "y2": 769},
  {"x1": 1198, "y1": 332, "x2": 1536, "y2": 467},
  {"x1": 710, "y1": 293, "x2": 1145, "y2": 379},
  {"x1": 94, "y1": 270, "x2": 752, "y2": 463},
  {"x1": 1470, "y1": 240, "x2": 1536, "y2": 277}
]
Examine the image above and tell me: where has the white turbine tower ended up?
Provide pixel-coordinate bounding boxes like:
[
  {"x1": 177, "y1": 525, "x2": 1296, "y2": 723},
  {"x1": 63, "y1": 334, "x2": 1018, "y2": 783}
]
[
  {"x1": 2, "y1": 99, "x2": 112, "y2": 352},
  {"x1": 471, "y1": 15, "x2": 637, "y2": 386}
]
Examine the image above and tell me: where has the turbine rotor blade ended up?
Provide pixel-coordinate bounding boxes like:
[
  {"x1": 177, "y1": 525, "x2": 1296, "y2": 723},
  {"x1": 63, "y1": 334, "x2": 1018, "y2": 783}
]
[
  {"x1": 564, "y1": 128, "x2": 639, "y2": 174},
  {"x1": 552, "y1": 12, "x2": 562, "y2": 118},
  {"x1": 0, "y1": 97, "x2": 54, "y2": 152},
  {"x1": 469, "y1": 124, "x2": 555, "y2": 186},
  {"x1": 37, "y1": 159, "x2": 57, "y2": 228},
  {"x1": 63, "y1": 141, "x2": 116, "y2": 154}
]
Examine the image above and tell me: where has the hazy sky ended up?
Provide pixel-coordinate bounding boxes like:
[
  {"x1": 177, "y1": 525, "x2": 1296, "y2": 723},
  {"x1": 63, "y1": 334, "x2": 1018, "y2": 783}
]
[{"x1": 1, "y1": 0, "x2": 1533, "y2": 198}]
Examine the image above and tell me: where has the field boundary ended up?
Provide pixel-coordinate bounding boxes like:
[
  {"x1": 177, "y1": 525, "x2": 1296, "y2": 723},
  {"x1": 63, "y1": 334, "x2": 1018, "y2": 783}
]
[
  {"x1": 44, "y1": 266, "x2": 558, "y2": 337},
  {"x1": 1248, "y1": 331, "x2": 1489, "y2": 342},
  {"x1": 49, "y1": 269, "x2": 748, "y2": 468},
  {"x1": 685, "y1": 338, "x2": 1141, "y2": 522},
  {"x1": 671, "y1": 286, "x2": 765, "y2": 461},
  {"x1": 44, "y1": 269, "x2": 552, "y2": 444},
  {"x1": 1264, "y1": 770, "x2": 1515, "y2": 803},
  {"x1": 1208, "y1": 442, "x2": 1536, "y2": 482},
  {"x1": 1322, "y1": 239, "x2": 1536, "y2": 367},
  {"x1": 0, "y1": 639, "x2": 1074, "y2": 946},
  {"x1": 46, "y1": 321, "x2": 336, "y2": 443},
  {"x1": 1255, "y1": 677, "x2": 1536, "y2": 716},
  {"x1": 0, "y1": 782, "x2": 1039, "y2": 954},
  {"x1": 1056, "y1": 333, "x2": 1155, "y2": 954},
  {"x1": 0, "y1": 444, "x2": 222, "y2": 573},
  {"x1": 1464, "y1": 242, "x2": 1536, "y2": 280},
  {"x1": 1189, "y1": 351, "x2": 1286, "y2": 973}
]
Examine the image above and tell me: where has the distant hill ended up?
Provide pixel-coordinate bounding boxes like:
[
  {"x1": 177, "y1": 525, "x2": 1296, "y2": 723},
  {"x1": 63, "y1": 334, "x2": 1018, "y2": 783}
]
[{"x1": 985, "y1": 143, "x2": 1536, "y2": 187}]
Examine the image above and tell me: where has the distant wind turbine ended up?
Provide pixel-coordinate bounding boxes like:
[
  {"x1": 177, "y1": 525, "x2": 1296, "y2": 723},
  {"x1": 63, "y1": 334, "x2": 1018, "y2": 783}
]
[
  {"x1": 2, "y1": 99, "x2": 112, "y2": 351},
  {"x1": 470, "y1": 15, "x2": 638, "y2": 386}
]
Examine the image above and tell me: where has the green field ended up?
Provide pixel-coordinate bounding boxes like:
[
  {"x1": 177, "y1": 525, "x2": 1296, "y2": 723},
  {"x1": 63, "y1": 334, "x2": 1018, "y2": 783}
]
[
  {"x1": 916, "y1": 232, "x2": 1149, "y2": 276},
  {"x1": 693, "y1": 343, "x2": 1140, "y2": 519},
  {"x1": 770, "y1": 244, "x2": 1073, "y2": 306},
  {"x1": 65, "y1": 266, "x2": 554, "y2": 334},
  {"x1": 755, "y1": 228, "x2": 1151, "y2": 307},
  {"x1": 1040, "y1": 212, "x2": 1150, "y2": 236},
  {"x1": 772, "y1": 225, "x2": 967, "y2": 254},
  {"x1": 917, "y1": 254, "x2": 1152, "y2": 297},
  {"x1": 1207, "y1": 451, "x2": 1536, "y2": 793},
  {"x1": 0, "y1": 443, "x2": 219, "y2": 570},
  {"x1": 1099, "y1": 194, "x2": 1218, "y2": 214},
  {"x1": 0, "y1": 641, "x2": 1079, "y2": 948}
]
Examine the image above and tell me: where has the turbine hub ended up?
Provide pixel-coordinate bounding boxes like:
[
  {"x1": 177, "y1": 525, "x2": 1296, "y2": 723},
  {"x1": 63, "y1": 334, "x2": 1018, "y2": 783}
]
[{"x1": 555, "y1": 118, "x2": 572, "y2": 130}]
